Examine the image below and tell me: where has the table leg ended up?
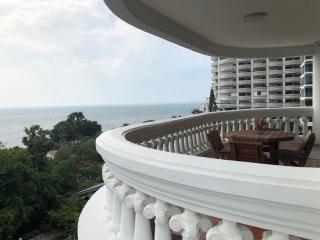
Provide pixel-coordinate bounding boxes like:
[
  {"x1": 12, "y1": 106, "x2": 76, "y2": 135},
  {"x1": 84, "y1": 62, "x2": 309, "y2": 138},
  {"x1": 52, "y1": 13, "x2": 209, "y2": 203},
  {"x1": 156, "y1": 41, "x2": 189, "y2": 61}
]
[{"x1": 269, "y1": 142, "x2": 279, "y2": 165}]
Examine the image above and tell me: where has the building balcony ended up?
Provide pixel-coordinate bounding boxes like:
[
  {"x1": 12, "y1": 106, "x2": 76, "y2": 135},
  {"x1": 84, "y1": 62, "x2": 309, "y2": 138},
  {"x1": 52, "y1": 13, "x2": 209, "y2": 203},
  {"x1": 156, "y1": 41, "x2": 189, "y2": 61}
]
[
  {"x1": 218, "y1": 88, "x2": 236, "y2": 94},
  {"x1": 252, "y1": 71, "x2": 266, "y2": 76},
  {"x1": 268, "y1": 69, "x2": 283, "y2": 75},
  {"x1": 219, "y1": 80, "x2": 236, "y2": 86},
  {"x1": 268, "y1": 61, "x2": 283, "y2": 66},
  {"x1": 252, "y1": 78, "x2": 267, "y2": 84},
  {"x1": 285, "y1": 59, "x2": 302, "y2": 65},
  {"x1": 238, "y1": 95, "x2": 251, "y2": 100},
  {"x1": 79, "y1": 107, "x2": 319, "y2": 240},
  {"x1": 268, "y1": 86, "x2": 283, "y2": 91},
  {"x1": 238, "y1": 80, "x2": 251, "y2": 85},
  {"x1": 220, "y1": 72, "x2": 236, "y2": 79},
  {"x1": 285, "y1": 93, "x2": 301, "y2": 98},
  {"x1": 285, "y1": 85, "x2": 300, "y2": 91},
  {"x1": 284, "y1": 77, "x2": 301, "y2": 83},
  {"x1": 284, "y1": 68, "x2": 301, "y2": 74},
  {"x1": 238, "y1": 71, "x2": 251, "y2": 77},
  {"x1": 253, "y1": 86, "x2": 267, "y2": 91},
  {"x1": 238, "y1": 87, "x2": 251, "y2": 92},
  {"x1": 237, "y1": 64, "x2": 251, "y2": 69},
  {"x1": 269, "y1": 94, "x2": 283, "y2": 99},
  {"x1": 219, "y1": 58, "x2": 236, "y2": 64},
  {"x1": 268, "y1": 102, "x2": 284, "y2": 108},
  {"x1": 219, "y1": 65, "x2": 236, "y2": 71},
  {"x1": 268, "y1": 77, "x2": 283, "y2": 83}
]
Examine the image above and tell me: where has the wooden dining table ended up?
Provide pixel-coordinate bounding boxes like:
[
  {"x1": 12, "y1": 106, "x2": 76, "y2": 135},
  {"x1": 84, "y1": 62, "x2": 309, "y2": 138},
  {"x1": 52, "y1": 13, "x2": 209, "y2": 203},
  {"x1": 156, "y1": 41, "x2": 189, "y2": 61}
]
[{"x1": 224, "y1": 130, "x2": 295, "y2": 164}]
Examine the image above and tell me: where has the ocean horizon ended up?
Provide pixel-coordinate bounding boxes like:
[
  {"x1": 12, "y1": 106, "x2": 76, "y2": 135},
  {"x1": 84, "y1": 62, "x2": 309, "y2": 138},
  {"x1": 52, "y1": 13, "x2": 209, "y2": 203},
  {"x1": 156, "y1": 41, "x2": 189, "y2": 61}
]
[{"x1": 0, "y1": 102, "x2": 200, "y2": 147}]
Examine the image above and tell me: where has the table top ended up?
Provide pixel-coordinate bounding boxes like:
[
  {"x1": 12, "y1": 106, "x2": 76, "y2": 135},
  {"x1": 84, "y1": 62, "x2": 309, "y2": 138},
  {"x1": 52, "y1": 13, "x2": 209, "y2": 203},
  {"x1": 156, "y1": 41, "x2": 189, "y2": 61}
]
[{"x1": 224, "y1": 130, "x2": 295, "y2": 143}]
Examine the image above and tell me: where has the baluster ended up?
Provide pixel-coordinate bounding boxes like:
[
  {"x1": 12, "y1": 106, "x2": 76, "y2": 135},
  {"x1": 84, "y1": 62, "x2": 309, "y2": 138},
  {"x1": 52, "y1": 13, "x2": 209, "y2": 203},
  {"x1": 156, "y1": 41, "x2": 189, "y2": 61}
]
[
  {"x1": 155, "y1": 137, "x2": 163, "y2": 150},
  {"x1": 102, "y1": 165, "x2": 113, "y2": 222},
  {"x1": 162, "y1": 136, "x2": 169, "y2": 152},
  {"x1": 220, "y1": 121, "x2": 226, "y2": 138},
  {"x1": 239, "y1": 119, "x2": 245, "y2": 131},
  {"x1": 141, "y1": 140, "x2": 150, "y2": 148},
  {"x1": 187, "y1": 129, "x2": 195, "y2": 155},
  {"x1": 126, "y1": 191, "x2": 154, "y2": 240},
  {"x1": 276, "y1": 117, "x2": 282, "y2": 130},
  {"x1": 192, "y1": 127, "x2": 199, "y2": 152},
  {"x1": 251, "y1": 118, "x2": 257, "y2": 130},
  {"x1": 106, "y1": 178, "x2": 122, "y2": 237},
  {"x1": 245, "y1": 119, "x2": 250, "y2": 130},
  {"x1": 167, "y1": 134, "x2": 175, "y2": 153},
  {"x1": 144, "y1": 199, "x2": 180, "y2": 240},
  {"x1": 226, "y1": 120, "x2": 231, "y2": 133},
  {"x1": 149, "y1": 139, "x2": 157, "y2": 149},
  {"x1": 183, "y1": 130, "x2": 190, "y2": 154},
  {"x1": 262, "y1": 231, "x2": 298, "y2": 240},
  {"x1": 292, "y1": 118, "x2": 299, "y2": 136},
  {"x1": 198, "y1": 125, "x2": 206, "y2": 149},
  {"x1": 284, "y1": 117, "x2": 290, "y2": 132},
  {"x1": 178, "y1": 132, "x2": 186, "y2": 154},
  {"x1": 267, "y1": 117, "x2": 272, "y2": 128},
  {"x1": 169, "y1": 209, "x2": 212, "y2": 240},
  {"x1": 203, "y1": 124, "x2": 210, "y2": 148},
  {"x1": 116, "y1": 184, "x2": 135, "y2": 240},
  {"x1": 232, "y1": 120, "x2": 237, "y2": 131},
  {"x1": 172, "y1": 133, "x2": 181, "y2": 153},
  {"x1": 206, "y1": 220, "x2": 253, "y2": 240},
  {"x1": 194, "y1": 126, "x2": 202, "y2": 151},
  {"x1": 301, "y1": 117, "x2": 308, "y2": 136}
]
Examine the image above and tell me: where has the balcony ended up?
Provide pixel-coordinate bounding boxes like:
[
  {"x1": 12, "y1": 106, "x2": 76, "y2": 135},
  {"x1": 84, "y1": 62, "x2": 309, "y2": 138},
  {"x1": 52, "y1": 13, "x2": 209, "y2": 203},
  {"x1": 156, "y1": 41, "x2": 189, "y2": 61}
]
[
  {"x1": 219, "y1": 58, "x2": 236, "y2": 64},
  {"x1": 285, "y1": 85, "x2": 300, "y2": 90},
  {"x1": 252, "y1": 71, "x2": 266, "y2": 76},
  {"x1": 269, "y1": 102, "x2": 283, "y2": 108},
  {"x1": 220, "y1": 72, "x2": 236, "y2": 79},
  {"x1": 79, "y1": 107, "x2": 319, "y2": 240},
  {"x1": 252, "y1": 78, "x2": 267, "y2": 84},
  {"x1": 219, "y1": 80, "x2": 236, "y2": 86},
  {"x1": 268, "y1": 77, "x2": 283, "y2": 83},
  {"x1": 268, "y1": 61, "x2": 283, "y2": 66},
  {"x1": 285, "y1": 59, "x2": 302, "y2": 65},
  {"x1": 268, "y1": 85, "x2": 283, "y2": 91},
  {"x1": 238, "y1": 80, "x2": 251, "y2": 85},
  {"x1": 238, "y1": 71, "x2": 251, "y2": 77},
  {"x1": 268, "y1": 69, "x2": 283, "y2": 75}
]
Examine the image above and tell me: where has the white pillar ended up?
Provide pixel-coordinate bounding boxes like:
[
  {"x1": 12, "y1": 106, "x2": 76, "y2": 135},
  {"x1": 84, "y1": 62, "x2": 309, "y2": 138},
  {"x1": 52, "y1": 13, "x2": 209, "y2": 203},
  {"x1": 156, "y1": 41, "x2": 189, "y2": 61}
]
[
  {"x1": 126, "y1": 191, "x2": 154, "y2": 240},
  {"x1": 143, "y1": 199, "x2": 180, "y2": 240},
  {"x1": 106, "y1": 179, "x2": 122, "y2": 238},
  {"x1": 102, "y1": 165, "x2": 113, "y2": 222},
  {"x1": 313, "y1": 43, "x2": 320, "y2": 144},
  {"x1": 116, "y1": 184, "x2": 135, "y2": 240},
  {"x1": 169, "y1": 209, "x2": 212, "y2": 240}
]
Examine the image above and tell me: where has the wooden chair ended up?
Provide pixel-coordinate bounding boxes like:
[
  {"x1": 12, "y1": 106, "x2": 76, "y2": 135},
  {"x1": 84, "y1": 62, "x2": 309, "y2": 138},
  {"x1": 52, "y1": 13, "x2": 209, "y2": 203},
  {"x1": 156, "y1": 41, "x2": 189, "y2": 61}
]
[
  {"x1": 207, "y1": 130, "x2": 231, "y2": 159},
  {"x1": 229, "y1": 136, "x2": 269, "y2": 164},
  {"x1": 262, "y1": 128, "x2": 280, "y2": 151},
  {"x1": 278, "y1": 131, "x2": 316, "y2": 167}
]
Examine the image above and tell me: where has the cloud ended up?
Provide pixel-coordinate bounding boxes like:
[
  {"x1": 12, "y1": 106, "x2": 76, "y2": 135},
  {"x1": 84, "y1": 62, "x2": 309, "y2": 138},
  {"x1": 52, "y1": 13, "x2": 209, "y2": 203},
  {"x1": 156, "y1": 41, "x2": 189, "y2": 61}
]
[{"x1": 0, "y1": 0, "x2": 210, "y2": 108}]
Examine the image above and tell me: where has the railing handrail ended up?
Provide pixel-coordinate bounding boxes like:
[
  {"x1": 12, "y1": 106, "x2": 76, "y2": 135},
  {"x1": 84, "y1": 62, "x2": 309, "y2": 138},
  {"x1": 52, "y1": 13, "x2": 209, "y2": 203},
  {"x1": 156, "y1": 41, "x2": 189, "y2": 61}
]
[
  {"x1": 96, "y1": 107, "x2": 320, "y2": 239},
  {"x1": 124, "y1": 107, "x2": 312, "y2": 143}
]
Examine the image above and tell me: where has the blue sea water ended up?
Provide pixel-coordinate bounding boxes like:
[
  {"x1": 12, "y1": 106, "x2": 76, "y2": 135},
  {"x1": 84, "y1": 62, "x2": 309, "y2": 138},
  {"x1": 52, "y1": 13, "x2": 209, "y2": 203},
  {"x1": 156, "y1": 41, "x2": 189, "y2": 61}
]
[{"x1": 0, "y1": 103, "x2": 200, "y2": 147}]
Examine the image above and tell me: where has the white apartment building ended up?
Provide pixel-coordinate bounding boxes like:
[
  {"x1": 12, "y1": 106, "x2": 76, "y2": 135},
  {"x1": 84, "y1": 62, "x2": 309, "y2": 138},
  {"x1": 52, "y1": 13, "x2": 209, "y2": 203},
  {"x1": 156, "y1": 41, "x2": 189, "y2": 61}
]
[{"x1": 212, "y1": 56, "x2": 313, "y2": 110}]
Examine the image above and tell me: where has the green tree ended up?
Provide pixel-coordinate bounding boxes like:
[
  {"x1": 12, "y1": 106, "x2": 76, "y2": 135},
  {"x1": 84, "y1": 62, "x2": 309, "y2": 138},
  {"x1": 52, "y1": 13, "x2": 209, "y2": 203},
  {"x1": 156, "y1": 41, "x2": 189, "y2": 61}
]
[
  {"x1": 208, "y1": 88, "x2": 218, "y2": 112},
  {"x1": 0, "y1": 148, "x2": 57, "y2": 239},
  {"x1": 0, "y1": 141, "x2": 4, "y2": 149},
  {"x1": 48, "y1": 198, "x2": 86, "y2": 237},
  {"x1": 51, "y1": 159, "x2": 78, "y2": 194},
  {"x1": 22, "y1": 125, "x2": 53, "y2": 159},
  {"x1": 51, "y1": 112, "x2": 102, "y2": 145},
  {"x1": 191, "y1": 108, "x2": 203, "y2": 114}
]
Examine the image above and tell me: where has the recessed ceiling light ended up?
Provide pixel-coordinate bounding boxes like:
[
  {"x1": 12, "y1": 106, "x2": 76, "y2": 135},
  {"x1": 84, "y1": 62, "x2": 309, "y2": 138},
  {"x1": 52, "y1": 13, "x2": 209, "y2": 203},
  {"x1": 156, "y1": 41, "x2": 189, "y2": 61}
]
[{"x1": 244, "y1": 12, "x2": 268, "y2": 23}]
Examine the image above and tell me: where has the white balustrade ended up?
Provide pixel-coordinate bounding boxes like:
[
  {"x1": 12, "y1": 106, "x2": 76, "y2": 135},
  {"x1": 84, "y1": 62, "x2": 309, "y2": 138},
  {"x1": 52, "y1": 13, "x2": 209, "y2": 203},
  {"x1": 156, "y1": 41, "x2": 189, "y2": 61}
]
[{"x1": 79, "y1": 107, "x2": 318, "y2": 240}]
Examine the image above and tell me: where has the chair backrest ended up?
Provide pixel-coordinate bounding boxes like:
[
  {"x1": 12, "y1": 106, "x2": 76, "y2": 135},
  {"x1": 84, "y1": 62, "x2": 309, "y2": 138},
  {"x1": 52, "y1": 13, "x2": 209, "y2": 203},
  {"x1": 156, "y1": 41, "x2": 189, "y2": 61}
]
[
  {"x1": 207, "y1": 130, "x2": 224, "y2": 156},
  {"x1": 230, "y1": 138, "x2": 265, "y2": 163},
  {"x1": 299, "y1": 131, "x2": 316, "y2": 167}
]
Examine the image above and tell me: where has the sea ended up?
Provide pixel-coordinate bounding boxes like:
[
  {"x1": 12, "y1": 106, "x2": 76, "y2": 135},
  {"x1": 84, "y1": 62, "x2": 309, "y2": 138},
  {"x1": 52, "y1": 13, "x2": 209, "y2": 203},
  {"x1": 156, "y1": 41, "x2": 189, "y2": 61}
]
[{"x1": 0, "y1": 103, "x2": 200, "y2": 148}]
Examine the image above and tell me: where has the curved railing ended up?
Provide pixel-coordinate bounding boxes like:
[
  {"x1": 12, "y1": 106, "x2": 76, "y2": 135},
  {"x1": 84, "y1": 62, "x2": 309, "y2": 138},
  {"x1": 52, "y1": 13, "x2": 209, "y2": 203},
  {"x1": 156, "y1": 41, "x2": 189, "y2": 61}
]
[{"x1": 81, "y1": 107, "x2": 320, "y2": 240}]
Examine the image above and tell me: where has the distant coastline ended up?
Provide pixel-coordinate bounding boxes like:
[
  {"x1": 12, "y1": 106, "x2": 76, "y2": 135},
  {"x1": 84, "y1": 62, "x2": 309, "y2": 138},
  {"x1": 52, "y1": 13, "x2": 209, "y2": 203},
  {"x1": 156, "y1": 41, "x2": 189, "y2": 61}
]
[{"x1": 0, "y1": 102, "x2": 200, "y2": 147}]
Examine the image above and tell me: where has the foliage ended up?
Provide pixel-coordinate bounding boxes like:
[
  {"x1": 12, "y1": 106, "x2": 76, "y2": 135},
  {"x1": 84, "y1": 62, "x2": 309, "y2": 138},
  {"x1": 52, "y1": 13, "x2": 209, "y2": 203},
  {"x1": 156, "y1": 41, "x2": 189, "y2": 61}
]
[
  {"x1": 0, "y1": 141, "x2": 4, "y2": 149},
  {"x1": 191, "y1": 108, "x2": 203, "y2": 114},
  {"x1": 0, "y1": 148, "x2": 57, "y2": 239},
  {"x1": 23, "y1": 125, "x2": 53, "y2": 159},
  {"x1": 51, "y1": 112, "x2": 102, "y2": 145},
  {"x1": 48, "y1": 198, "x2": 86, "y2": 236},
  {"x1": 208, "y1": 88, "x2": 218, "y2": 112}
]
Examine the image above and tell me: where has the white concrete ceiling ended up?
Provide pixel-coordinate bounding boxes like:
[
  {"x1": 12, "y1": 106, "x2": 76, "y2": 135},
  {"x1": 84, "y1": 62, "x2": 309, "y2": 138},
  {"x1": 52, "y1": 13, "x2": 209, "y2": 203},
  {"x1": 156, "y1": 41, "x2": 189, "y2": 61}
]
[{"x1": 104, "y1": 0, "x2": 320, "y2": 57}]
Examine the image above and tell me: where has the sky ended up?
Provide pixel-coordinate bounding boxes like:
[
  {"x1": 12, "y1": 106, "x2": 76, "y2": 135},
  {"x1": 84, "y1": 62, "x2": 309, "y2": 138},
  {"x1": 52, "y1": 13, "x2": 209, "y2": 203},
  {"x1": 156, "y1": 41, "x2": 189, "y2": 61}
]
[{"x1": 0, "y1": 0, "x2": 211, "y2": 108}]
